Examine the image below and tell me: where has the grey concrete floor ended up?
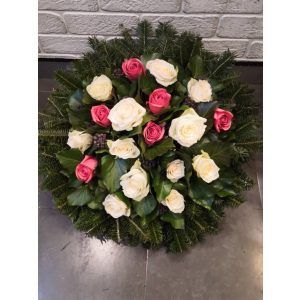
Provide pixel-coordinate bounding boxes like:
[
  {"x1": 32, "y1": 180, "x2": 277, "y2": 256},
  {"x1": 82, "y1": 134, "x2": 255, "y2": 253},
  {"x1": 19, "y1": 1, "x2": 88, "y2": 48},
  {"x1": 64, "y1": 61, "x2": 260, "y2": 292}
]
[{"x1": 39, "y1": 62, "x2": 263, "y2": 300}]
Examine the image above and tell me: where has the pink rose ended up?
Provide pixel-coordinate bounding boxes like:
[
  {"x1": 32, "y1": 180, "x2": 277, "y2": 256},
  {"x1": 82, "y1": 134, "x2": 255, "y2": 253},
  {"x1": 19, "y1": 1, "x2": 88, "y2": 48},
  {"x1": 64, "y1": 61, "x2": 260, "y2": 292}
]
[
  {"x1": 143, "y1": 121, "x2": 165, "y2": 145},
  {"x1": 122, "y1": 58, "x2": 145, "y2": 80},
  {"x1": 91, "y1": 105, "x2": 111, "y2": 127},
  {"x1": 147, "y1": 88, "x2": 171, "y2": 115},
  {"x1": 75, "y1": 155, "x2": 98, "y2": 183},
  {"x1": 214, "y1": 108, "x2": 234, "y2": 133}
]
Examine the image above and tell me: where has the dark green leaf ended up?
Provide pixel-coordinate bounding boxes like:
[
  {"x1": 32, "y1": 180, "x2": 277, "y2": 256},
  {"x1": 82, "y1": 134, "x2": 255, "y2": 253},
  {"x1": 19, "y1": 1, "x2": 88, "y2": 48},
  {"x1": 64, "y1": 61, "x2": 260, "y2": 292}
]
[
  {"x1": 67, "y1": 185, "x2": 93, "y2": 206},
  {"x1": 100, "y1": 155, "x2": 129, "y2": 193},
  {"x1": 140, "y1": 207, "x2": 159, "y2": 226},
  {"x1": 160, "y1": 212, "x2": 185, "y2": 229},
  {"x1": 133, "y1": 195, "x2": 157, "y2": 217},
  {"x1": 196, "y1": 101, "x2": 218, "y2": 118},
  {"x1": 217, "y1": 188, "x2": 237, "y2": 197},
  {"x1": 188, "y1": 55, "x2": 205, "y2": 78},
  {"x1": 188, "y1": 177, "x2": 215, "y2": 209},
  {"x1": 139, "y1": 73, "x2": 157, "y2": 95},
  {"x1": 112, "y1": 78, "x2": 130, "y2": 97},
  {"x1": 174, "y1": 82, "x2": 187, "y2": 95},
  {"x1": 127, "y1": 125, "x2": 142, "y2": 137},
  {"x1": 56, "y1": 149, "x2": 83, "y2": 173},
  {"x1": 170, "y1": 95, "x2": 184, "y2": 107},
  {"x1": 144, "y1": 138, "x2": 175, "y2": 160},
  {"x1": 142, "y1": 112, "x2": 157, "y2": 126},
  {"x1": 67, "y1": 107, "x2": 91, "y2": 128},
  {"x1": 153, "y1": 176, "x2": 172, "y2": 203},
  {"x1": 201, "y1": 141, "x2": 233, "y2": 167}
]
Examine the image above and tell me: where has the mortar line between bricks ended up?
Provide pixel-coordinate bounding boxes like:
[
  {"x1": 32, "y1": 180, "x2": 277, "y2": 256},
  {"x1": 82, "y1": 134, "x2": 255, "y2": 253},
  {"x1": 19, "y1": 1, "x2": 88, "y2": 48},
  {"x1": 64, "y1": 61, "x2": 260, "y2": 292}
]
[
  {"x1": 39, "y1": 10, "x2": 262, "y2": 18},
  {"x1": 38, "y1": 9, "x2": 262, "y2": 16}
]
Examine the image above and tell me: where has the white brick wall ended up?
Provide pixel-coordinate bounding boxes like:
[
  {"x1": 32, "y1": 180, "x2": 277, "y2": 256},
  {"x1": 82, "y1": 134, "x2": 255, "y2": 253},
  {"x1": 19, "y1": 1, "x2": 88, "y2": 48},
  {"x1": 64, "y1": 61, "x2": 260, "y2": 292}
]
[{"x1": 38, "y1": 0, "x2": 263, "y2": 61}]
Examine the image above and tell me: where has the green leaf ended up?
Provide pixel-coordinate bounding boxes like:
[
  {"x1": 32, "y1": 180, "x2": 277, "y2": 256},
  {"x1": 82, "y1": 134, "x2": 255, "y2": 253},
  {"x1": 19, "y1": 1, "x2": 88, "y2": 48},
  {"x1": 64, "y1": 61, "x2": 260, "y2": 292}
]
[
  {"x1": 161, "y1": 212, "x2": 185, "y2": 229},
  {"x1": 160, "y1": 151, "x2": 176, "y2": 169},
  {"x1": 188, "y1": 55, "x2": 205, "y2": 78},
  {"x1": 196, "y1": 101, "x2": 218, "y2": 118},
  {"x1": 144, "y1": 138, "x2": 175, "y2": 160},
  {"x1": 128, "y1": 80, "x2": 138, "y2": 97},
  {"x1": 174, "y1": 82, "x2": 187, "y2": 95},
  {"x1": 127, "y1": 125, "x2": 142, "y2": 137},
  {"x1": 139, "y1": 73, "x2": 157, "y2": 95},
  {"x1": 170, "y1": 95, "x2": 184, "y2": 107},
  {"x1": 142, "y1": 112, "x2": 157, "y2": 126},
  {"x1": 188, "y1": 177, "x2": 215, "y2": 209},
  {"x1": 133, "y1": 195, "x2": 157, "y2": 217},
  {"x1": 112, "y1": 78, "x2": 130, "y2": 97},
  {"x1": 201, "y1": 141, "x2": 233, "y2": 167},
  {"x1": 88, "y1": 187, "x2": 106, "y2": 209},
  {"x1": 141, "y1": 207, "x2": 159, "y2": 226},
  {"x1": 68, "y1": 89, "x2": 84, "y2": 110},
  {"x1": 56, "y1": 149, "x2": 83, "y2": 173},
  {"x1": 217, "y1": 188, "x2": 237, "y2": 197},
  {"x1": 67, "y1": 185, "x2": 93, "y2": 206},
  {"x1": 67, "y1": 107, "x2": 91, "y2": 128},
  {"x1": 153, "y1": 176, "x2": 172, "y2": 203},
  {"x1": 100, "y1": 155, "x2": 129, "y2": 193}
]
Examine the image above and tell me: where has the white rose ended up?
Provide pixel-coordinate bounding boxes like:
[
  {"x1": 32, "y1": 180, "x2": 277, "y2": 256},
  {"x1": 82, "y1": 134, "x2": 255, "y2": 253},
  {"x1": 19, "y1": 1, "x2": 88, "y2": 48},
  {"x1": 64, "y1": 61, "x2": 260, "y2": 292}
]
[
  {"x1": 187, "y1": 78, "x2": 212, "y2": 103},
  {"x1": 103, "y1": 194, "x2": 131, "y2": 218},
  {"x1": 67, "y1": 130, "x2": 93, "y2": 153},
  {"x1": 166, "y1": 159, "x2": 185, "y2": 183},
  {"x1": 86, "y1": 75, "x2": 113, "y2": 101},
  {"x1": 169, "y1": 108, "x2": 207, "y2": 147},
  {"x1": 162, "y1": 189, "x2": 185, "y2": 213},
  {"x1": 107, "y1": 138, "x2": 140, "y2": 159},
  {"x1": 108, "y1": 98, "x2": 146, "y2": 131},
  {"x1": 192, "y1": 151, "x2": 220, "y2": 183},
  {"x1": 146, "y1": 59, "x2": 178, "y2": 87},
  {"x1": 120, "y1": 160, "x2": 149, "y2": 201}
]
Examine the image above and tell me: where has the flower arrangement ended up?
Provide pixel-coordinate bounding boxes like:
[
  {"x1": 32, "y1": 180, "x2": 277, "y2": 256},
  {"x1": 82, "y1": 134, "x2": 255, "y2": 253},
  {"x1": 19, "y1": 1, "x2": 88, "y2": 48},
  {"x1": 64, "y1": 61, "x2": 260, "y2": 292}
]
[{"x1": 39, "y1": 21, "x2": 262, "y2": 252}]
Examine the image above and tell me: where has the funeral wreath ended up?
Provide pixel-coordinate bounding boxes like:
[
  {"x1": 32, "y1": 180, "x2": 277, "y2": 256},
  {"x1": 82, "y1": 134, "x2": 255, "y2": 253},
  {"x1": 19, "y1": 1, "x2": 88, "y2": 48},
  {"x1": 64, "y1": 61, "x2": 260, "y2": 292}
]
[{"x1": 39, "y1": 21, "x2": 262, "y2": 252}]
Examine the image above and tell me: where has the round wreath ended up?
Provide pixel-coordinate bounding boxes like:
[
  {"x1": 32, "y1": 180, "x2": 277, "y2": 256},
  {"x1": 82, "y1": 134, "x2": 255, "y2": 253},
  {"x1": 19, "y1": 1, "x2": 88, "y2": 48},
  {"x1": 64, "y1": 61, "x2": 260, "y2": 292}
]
[{"x1": 39, "y1": 21, "x2": 262, "y2": 252}]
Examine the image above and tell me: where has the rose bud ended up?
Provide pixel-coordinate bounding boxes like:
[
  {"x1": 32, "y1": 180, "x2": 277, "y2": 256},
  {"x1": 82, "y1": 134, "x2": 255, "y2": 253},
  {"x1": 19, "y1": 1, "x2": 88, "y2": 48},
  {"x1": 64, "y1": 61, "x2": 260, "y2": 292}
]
[
  {"x1": 213, "y1": 108, "x2": 234, "y2": 133},
  {"x1": 122, "y1": 58, "x2": 145, "y2": 80},
  {"x1": 143, "y1": 121, "x2": 165, "y2": 145},
  {"x1": 147, "y1": 88, "x2": 171, "y2": 115},
  {"x1": 75, "y1": 155, "x2": 98, "y2": 183},
  {"x1": 91, "y1": 104, "x2": 111, "y2": 127}
]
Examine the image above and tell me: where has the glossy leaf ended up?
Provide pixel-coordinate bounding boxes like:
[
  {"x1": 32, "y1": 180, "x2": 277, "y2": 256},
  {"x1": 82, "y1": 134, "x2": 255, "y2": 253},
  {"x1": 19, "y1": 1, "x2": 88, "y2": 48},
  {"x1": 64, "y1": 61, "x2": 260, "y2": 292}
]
[
  {"x1": 188, "y1": 55, "x2": 205, "y2": 78},
  {"x1": 56, "y1": 149, "x2": 83, "y2": 173},
  {"x1": 100, "y1": 155, "x2": 129, "y2": 193},
  {"x1": 67, "y1": 185, "x2": 93, "y2": 206},
  {"x1": 133, "y1": 195, "x2": 157, "y2": 217},
  {"x1": 144, "y1": 138, "x2": 175, "y2": 160},
  {"x1": 160, "y1": 212, "x2": 185, "y2": 229}
]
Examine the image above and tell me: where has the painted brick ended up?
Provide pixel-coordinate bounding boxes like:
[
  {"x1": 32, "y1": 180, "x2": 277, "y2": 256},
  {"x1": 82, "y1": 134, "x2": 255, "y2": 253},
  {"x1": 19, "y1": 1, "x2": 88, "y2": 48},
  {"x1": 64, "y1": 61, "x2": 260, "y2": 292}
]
[
  {"x1": 225, "y1": 0, "x2": 262, "y2": 13},
  {"x1": 39, "y1": 35, "x2": 96, "y2": 54},
  {"x1": 64, "y1": 13, "x2": 139, "y2": 35},
  {"x1": 39, "y1": 0, "x2": 98, "y2": 11},
  {"x1": 247, "y1": 41, "x2": 263, "y2": 58},
  {"x1": 183, "y1": 0, "x2": 262, "y2": 13},
  {"x1": 100, "y1": 0, "x2": 181, "y2": 12},
  {"x1": 217, "y1": 16, "x2": 263, "y2": 38},
  {"x1": 141, "y1": 15, "x2": 219, "y2": 38},
  {"x1": 38, "y1": 12, "x2": 66, "y2": 34},
  {"x1": 202, "y1": 39, "x2": 248, "y2": 58}
]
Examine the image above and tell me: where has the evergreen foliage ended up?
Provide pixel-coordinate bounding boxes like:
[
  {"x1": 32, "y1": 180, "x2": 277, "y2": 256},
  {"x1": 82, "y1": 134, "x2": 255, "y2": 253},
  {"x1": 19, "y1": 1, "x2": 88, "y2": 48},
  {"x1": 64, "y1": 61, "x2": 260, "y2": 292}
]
[{"x1": 39, "y1": 21, "x2": 262, "y2": 253}]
